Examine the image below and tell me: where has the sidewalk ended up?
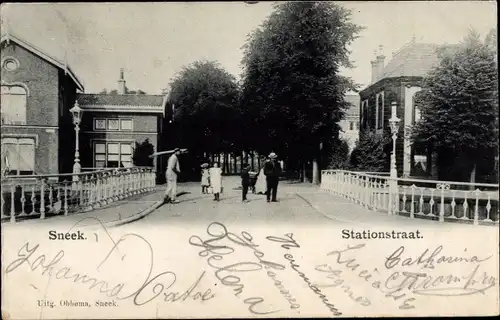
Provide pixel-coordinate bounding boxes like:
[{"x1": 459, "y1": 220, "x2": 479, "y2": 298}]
[{"x1": 1, "y1": 183, "x2": 200, "y2": 229}]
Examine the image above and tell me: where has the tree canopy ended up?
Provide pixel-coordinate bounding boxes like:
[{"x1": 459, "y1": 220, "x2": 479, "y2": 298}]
[
  {"x1": 411, "y1": 29, "x2": 498, "y2": 182},
  {"x1": 168, "y1": 60, "x2": 241, "y2": 157},
  {"x1": 240, "y1": 1, "x2": 362, "y2": 173}
]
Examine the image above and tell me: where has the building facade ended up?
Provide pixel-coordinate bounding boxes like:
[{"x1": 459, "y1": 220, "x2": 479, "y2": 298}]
[
  {"x1": 1, "y1": 34, "x2": 167, "y2": 179},
  {"x1": 77, "y1": 71, "x2": 166, "y2": 175},
  {"x1": 339, "y1": 94, "x2": 360, "y2": 152},
  {"x1": 359, "y1": 39, "x2": 445, "y2": 177},
  {"x1": 1, "y1": 33, "x2": 84, "y2": 176}
]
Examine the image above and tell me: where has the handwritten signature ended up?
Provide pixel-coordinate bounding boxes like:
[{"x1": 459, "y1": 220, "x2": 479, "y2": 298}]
[
  {"x1": 385, "y1": 245, "x2": 492, "y2": 270},
  {"x1": 188, "y1": 222, "x2": 300, "y2": 315},
  {"x1": 267, "y1": 233, "x2": 342, "y2": 316},
  {"x1": 5, "y1": 217, "x2": 215, "y2": 307}
]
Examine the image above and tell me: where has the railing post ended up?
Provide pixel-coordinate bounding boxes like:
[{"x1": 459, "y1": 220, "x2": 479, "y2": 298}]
[
  {"x1": 10, "y1": 184, "x2": 16, "y2": 223},
  {"x1": 40, "y1": 178, "x2": 46, "y2": 220},
  {"x1": 64, "y1": 179, "x2": 69, "y2": 216},
  {"x1": 473, "y1": 189, "x2": 480, "y2": 225}
]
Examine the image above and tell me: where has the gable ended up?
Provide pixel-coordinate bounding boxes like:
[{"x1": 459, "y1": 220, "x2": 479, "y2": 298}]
[{"x1": 1, "y1": 34, "x2": 84, "y2": 92}]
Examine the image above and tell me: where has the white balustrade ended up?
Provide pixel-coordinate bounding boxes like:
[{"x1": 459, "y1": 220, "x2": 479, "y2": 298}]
[
  {"x1": 321, "y1": 169, "x2": 499, "y2": 225},
  {"x1": 1, "y1": 167, "x2": 156, "y2": 223}
]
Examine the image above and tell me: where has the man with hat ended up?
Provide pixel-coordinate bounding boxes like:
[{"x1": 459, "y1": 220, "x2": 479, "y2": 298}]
[
  {"x1": 263, "y1": 152, "x2": 282, "y2": 202},
  {"x1": 164, "y1": 148, "x2": 181, "y2": 203}
]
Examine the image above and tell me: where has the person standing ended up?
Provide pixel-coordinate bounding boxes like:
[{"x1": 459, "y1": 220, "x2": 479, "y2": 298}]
[
  {"x1": 241, "y1": 163, "x2": 251, "y2": 202},
  {"x1": 164, "y1": 148, "x2": 181, "y2": 204},
  {"x1": 209, "y1": 163, "x2": 222, "y2": 201},
  {"x1": 264, "y1": 152, "x2": 282, "y2": 202},
  {"x1": 255, "y1": 162, "x2": 267, "y2": 194},
  {"x1": 200, "y1": 163, "x2": 210, "y2": 194}
]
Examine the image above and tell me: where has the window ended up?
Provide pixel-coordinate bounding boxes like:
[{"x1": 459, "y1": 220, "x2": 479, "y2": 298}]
[
  {"x1": 94, "y1": 141, "x2": 133, "y2": 168},
  {"x1": 376, "y1": 93, "x2": 384, "y2": 129},
  {"x1": 120, "y1": 119, "x2": 133, "y2": 130},
  {"x1": 1, "y1": 137, "x2": 35, "y2": 175},
  {"x1": 95, "y1": 119, "x2": 106, "y2": 130},
  {"x1": 1, "y1": 85, "x2": 27, "y2": 125},
  {"x1": 349, "y1": 122, "x2": 354, "y2": 131},
  {"x1": 107, "y1": 119, "x2": 120, "y2": 131},
  {"x1": 3, "y1": 58, "x2": 19, "y2": 71},
  {"x1": 94, "y1": 118, "x2": 133, "y2": 131}
]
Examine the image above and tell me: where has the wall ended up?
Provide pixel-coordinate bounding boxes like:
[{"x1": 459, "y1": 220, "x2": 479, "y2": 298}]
[
  {"x1": 359, "y1": 76, "x2": 423, "y2": 175},
  {"x1": 79, "y1": 111, "x2": 161, "y2": 170},
  {"x1": 1, "y1": 42, "x2": 61, "y2": 174}
]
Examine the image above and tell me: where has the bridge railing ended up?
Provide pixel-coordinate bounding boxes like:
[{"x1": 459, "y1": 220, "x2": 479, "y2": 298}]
[
  {"x1": 1, "y1": 167, "x2": 156, "y2": 223},
  {"x1": 321, "y1": 170, "x2": 499, "y2": 225}
]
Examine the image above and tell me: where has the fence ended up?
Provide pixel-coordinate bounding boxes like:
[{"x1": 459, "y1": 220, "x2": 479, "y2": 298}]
[
  {"x1": 1, "y1": 167, "x2": 156, "y2": 223},
  {"x1": 321, "y1": 170, "x2": 499, "y2": 226}
]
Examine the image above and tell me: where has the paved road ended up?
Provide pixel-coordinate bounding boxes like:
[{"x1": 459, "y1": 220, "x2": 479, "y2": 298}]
[{"x1": 127, "y1": 176, "x2": 471, "y2": 230}]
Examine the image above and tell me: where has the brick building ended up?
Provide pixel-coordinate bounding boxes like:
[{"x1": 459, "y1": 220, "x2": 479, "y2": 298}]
[
  {"x1": 1, "y1": 33, "x2": 167, "y2": 179},
  {"x1": 339, "y1": 94, "x2": 360, "y2": 152},
  {"x1": 358, "y1": 39, "x2": 452, "y2": 177},
  {"x1": 1, "y1": 33, "x2": 84, "y2": 176},
  {"x1": 77, "y1": 69, "x2": 166, "y2": 175}
]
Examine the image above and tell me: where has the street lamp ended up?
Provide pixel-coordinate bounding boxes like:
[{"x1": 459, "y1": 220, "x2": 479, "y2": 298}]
[
  {"x1": 70, "y1": 101, "x2": 83, "y2": 183},
  {"x1": 388, "y1": 101, "x2": 401, "y2": 214}
]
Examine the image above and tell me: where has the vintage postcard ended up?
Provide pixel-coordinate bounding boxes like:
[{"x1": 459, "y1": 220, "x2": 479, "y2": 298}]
[{"x1": 1, "y1": 1, "x2": 498, "y2": 319}]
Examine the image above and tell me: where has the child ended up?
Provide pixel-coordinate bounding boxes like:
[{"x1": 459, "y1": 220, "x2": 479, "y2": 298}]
[
  {"x1": 241, "y1": 163, "x2": 251, "y2": 202},
  {"x1": 209, "y1": 163, "x2": 222, "y2": 201},
  {"x1": 201, "y1": 163, "x2": 210, "y2": 194}
]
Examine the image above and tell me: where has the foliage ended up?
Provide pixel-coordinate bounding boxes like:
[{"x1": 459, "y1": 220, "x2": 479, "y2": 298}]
[
  {"x1": 132, "y1": 138, "x2": 154, "y2": 167},
  {"x1": 411, "y1": 29, "x2": 498, "y2": 182},
  {"x1": 168, "y1": 60, "x2": 241, "y2": 157},
  {"x1": 326, "y1": 138, "x2": 350, "y2": 169},
  {"x1": 349, "y1": 131, "x2": 391, "y2": 172},
  {"x1": 240, "y1": 1, "x2": 363, "y2": 171}
]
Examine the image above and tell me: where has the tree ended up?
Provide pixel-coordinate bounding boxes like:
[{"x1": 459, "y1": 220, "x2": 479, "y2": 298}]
[
  {"x1": 99, "y1": 89, "x2": 108, "y2": 94},
  {"x1": 411, "y1": 29, "x2": 498, "y2": 183},
  {"x1": 168, "y1": 60, "x2": 241, "y2": 174},
  {"x1": 240, "y1": 2, "x2": 362, "y2": 184},
  {"x1": 326, "y1": 138, "x2": 350, "y2": 169},
  {"x1": 132, "y1": 139, "x2": 154, "y2": 167},
  {"x1": 109, "y1": 89, "x2": 118, "y2": 95},
  {"x1": 349, "y1": 131, "x2": 391, "y2": 172}
]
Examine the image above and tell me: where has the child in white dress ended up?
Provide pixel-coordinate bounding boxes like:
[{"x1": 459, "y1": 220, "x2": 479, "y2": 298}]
[{"x1": 209, "y1": 163, "x2": 222, "y2": 201}]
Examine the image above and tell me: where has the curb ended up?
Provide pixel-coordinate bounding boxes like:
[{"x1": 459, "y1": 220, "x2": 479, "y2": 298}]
[
  {"x1": 104, "y1": 199, "x2": 164, "y2": 228},
  {"x1": 102, "y1": 190, "x2": 186, "y2": 228}
]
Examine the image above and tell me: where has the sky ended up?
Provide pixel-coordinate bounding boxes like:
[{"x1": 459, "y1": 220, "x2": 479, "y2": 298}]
[{"x1": 1, "y1": 1, "x2": 497, "y2": 95}]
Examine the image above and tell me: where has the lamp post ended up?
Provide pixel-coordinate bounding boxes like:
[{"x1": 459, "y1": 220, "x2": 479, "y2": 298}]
[
  {"x1": 388, "y1": 101, "x2": 401, "y2": 214},
  {"x1": 70, "y1": 101, "x2": 83, "y2": 184}
]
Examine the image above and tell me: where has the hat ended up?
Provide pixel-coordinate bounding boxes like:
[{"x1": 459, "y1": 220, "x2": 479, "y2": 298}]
[
  {"x1": 268, "y1": 152, "x2": 277, "y2": 159},
  {"x1": 173, "y1": 148, "x2": 180, "y2": 152},
  {"x1": 201, "y1": 163, "x2": 209, "y2": 168}
]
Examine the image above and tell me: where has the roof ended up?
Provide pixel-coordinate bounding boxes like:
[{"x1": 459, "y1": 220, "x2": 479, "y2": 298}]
[
  {"x1": 1, "y1": 33, "x2": 85, "y2": 92},
  {"x1": 77, "y1": 93, "x2": 165, "y2": 107},
  {"x1": 382, "y1": 42, "x2": 441, "y2": 78}
]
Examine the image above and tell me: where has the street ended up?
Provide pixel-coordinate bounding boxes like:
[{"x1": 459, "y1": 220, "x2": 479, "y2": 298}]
[{"x1": 127, "y1": 176, "x2": 454, "y2": 229}]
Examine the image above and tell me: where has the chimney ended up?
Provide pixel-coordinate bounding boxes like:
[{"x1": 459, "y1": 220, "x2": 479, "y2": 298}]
[
  {"x1": 118, "y1": 68, "x2": 126, "y2": 94},
  {"x1": 376, "y1": 54, "x2": 386, "y2": 81},
  {"x1": 371, "y1": 60, "x2": 378, "y2": 84},
  {"x1": 375, "y1": 45, "x2": 385, "y2": 81}
]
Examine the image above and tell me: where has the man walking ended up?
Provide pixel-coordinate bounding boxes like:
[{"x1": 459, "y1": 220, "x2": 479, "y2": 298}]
[
  {"x1": 264, "y1": 152, "x2": 282, "y2": 202},
  {"x1": 164, "y1": 148, "x2": 181, "y2": 204}
]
